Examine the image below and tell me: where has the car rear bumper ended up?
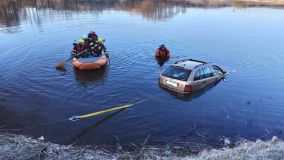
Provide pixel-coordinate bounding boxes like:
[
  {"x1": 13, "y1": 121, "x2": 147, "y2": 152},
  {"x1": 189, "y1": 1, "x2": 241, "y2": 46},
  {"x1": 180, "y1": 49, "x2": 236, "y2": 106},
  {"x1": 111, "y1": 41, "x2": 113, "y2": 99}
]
[{"x1": 159, "y1": 83, "x2": 190, "y2": 94}]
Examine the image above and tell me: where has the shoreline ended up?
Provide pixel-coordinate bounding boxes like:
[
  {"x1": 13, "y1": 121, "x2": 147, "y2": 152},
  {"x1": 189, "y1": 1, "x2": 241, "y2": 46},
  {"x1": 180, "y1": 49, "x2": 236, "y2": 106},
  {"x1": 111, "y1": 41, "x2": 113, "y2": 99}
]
[{"x1": 1, "y1": 133, "x2": 283, "y2": 159}]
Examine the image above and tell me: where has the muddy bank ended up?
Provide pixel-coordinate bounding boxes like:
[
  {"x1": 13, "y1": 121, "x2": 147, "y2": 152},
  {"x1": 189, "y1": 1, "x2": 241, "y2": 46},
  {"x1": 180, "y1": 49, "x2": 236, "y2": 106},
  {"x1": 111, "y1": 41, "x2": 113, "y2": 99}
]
[{"x1": 1, "y1": 133, "x2": 284, "y2": 160}]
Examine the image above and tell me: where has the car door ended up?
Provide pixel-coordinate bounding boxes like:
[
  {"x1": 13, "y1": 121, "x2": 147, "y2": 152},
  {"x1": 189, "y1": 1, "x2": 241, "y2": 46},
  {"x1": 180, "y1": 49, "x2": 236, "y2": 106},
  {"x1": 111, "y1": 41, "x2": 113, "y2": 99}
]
[
  {"x1": 191, "y1": 69, "x2": 205, "y2": 91},
  {"x1": 201, "y1": 66, "x2": 215, "y2": 86}
]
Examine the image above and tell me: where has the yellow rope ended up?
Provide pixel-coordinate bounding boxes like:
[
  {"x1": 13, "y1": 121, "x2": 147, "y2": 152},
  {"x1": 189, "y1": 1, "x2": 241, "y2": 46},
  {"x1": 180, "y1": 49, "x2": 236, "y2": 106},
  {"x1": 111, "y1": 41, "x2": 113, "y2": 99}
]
[
  {"x1": 78, "y1": 104, "x2": 134, "y2": 119},
  {"x1": 69, "y1": 96, "x2": 157, "y2": 121}
]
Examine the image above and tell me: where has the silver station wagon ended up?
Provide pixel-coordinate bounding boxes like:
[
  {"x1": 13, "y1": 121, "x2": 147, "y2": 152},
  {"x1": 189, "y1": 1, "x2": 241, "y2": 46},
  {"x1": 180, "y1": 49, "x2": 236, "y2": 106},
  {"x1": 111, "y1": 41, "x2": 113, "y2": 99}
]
[{"x1": 159, "y1": 59, "x2": 227, "y2": 94}]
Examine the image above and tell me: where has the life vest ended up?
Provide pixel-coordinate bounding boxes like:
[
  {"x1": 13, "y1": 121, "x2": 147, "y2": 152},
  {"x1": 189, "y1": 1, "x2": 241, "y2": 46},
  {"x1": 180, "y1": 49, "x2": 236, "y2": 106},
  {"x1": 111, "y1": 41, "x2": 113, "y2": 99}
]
[
  {"x1": 92, "y1": 43, "x2": 106, "y2": 55},
  {"x1": 155, "y1": 48, "x2": 170, "y2": 59},
  {"x1": 76, "y1": 44, "x2": 85, "y2": 53}
]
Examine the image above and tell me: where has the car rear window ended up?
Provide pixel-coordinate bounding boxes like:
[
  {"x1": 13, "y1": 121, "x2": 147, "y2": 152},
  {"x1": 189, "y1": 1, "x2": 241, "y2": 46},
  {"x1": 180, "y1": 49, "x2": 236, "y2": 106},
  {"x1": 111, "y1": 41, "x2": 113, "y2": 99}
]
[{"x1": 162, "y1": 66, "x2": 191, "y2": 81}]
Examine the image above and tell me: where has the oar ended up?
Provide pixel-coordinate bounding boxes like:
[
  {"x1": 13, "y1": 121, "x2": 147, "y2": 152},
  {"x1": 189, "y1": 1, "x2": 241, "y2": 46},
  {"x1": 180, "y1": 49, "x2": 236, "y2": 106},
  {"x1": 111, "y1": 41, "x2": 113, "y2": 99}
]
[{"x1": 55, "y1": 50, "x2": 87, "y2": 68}]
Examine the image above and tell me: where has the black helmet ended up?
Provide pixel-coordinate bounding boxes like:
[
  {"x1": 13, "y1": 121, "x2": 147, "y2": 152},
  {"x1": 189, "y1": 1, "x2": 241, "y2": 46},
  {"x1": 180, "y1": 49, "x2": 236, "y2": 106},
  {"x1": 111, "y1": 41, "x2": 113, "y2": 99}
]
[{"x1": 160, "y1": 44, "x2": 166, "y2": 50}]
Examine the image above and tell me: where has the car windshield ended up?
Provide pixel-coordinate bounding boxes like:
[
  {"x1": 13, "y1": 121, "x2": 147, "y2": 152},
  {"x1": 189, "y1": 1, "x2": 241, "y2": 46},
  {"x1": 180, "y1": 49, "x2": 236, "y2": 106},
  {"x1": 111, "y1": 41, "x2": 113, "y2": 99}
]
[{"x1": 162, "y1": 66, "x2": 191, "y2": 81}]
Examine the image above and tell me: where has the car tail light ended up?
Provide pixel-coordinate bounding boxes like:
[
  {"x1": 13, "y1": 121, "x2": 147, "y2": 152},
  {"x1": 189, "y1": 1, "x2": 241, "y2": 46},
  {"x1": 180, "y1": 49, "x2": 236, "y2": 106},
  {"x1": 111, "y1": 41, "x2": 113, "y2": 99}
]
[{"x1": 184, "y1": 85, "x2": 192, "y2": 93}]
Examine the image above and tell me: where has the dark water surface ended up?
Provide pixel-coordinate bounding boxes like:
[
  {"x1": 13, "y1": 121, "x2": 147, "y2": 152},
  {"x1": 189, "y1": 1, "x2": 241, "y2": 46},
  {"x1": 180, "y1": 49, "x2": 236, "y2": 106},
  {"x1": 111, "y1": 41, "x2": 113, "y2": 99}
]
[{"x1": 1, "y1": 0, "x2": 284, "y2": 149}]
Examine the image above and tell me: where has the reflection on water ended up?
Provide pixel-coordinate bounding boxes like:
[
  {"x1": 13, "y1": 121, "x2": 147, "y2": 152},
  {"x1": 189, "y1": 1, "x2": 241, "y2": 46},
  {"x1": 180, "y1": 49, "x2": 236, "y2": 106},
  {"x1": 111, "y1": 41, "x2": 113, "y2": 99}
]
[
  {"x1": 69, "y1": 108, "x2": 125, "y2": 145},
  {"x1": 0, "y1": 0, "x2": 186, "y2": 29},
  {"x1": 74, "y1": 67, "x2": 108, "y2": 87},
  {"x1": 1, "y1": 0, "x2": 284, "y2": 29},
  {"x1": 0, "y1": 106, "x2": 20, "y2": 128},
  {"x1": 156, "y1": 58, "x2": 169, "y2": 67}
]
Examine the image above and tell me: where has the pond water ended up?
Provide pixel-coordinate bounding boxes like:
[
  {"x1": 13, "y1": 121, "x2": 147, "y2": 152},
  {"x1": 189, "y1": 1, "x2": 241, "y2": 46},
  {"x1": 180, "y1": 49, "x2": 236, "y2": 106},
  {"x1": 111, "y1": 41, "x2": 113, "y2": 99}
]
[{"x1": 1, "y1": 0, "x2": 284, "y2": 150}]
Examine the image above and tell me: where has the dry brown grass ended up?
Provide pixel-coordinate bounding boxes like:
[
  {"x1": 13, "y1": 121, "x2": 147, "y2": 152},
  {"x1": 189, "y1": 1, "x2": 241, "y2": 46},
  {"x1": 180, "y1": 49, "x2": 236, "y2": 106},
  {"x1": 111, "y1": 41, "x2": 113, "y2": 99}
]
[{"x1": 1, "y1": 133, "x2": 284, "y2": 160}]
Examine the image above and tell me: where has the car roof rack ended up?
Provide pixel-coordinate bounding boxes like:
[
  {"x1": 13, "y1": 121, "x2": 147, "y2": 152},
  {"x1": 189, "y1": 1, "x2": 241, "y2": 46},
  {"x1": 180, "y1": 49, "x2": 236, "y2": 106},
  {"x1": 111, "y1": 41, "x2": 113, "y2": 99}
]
[{"x1": 174, "y1": 58, "x2": 207, "y2": 64}]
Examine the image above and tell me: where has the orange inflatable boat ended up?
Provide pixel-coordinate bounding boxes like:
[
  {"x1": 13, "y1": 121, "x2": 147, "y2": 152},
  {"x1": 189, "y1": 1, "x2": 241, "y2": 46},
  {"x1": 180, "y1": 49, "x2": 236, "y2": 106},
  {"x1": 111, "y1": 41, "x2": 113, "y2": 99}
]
[{"x1": 73, "y1": 54, "x2": 108, "y2": 70}]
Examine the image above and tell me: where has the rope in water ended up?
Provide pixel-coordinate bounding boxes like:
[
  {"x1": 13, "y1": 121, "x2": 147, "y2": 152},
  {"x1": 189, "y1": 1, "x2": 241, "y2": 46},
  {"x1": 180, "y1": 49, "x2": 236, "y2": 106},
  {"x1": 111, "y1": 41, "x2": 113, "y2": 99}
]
[
  {"x1": 68, "y1": 98, "x2": 151, "y2": 121},
  {"x1": 0, "y1": 95, "x2": 160, "y2": 131},
  {"x1": 68, "y1": 104, "x2": 133, "y2": 121}
]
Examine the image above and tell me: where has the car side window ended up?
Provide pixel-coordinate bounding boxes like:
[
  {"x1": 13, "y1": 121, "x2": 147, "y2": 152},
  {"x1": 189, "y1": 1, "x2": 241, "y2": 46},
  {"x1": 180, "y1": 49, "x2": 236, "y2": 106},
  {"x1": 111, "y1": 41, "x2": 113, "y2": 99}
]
[
  {"x1": 194, "y1": 69, "x2": 202, "y2": 81},
  {"x1": 212, "y1": 65, "x2": 223, "y2": 75},
  {"x1": 201, "y1": 66, "x2": 213, "y2": 79}
]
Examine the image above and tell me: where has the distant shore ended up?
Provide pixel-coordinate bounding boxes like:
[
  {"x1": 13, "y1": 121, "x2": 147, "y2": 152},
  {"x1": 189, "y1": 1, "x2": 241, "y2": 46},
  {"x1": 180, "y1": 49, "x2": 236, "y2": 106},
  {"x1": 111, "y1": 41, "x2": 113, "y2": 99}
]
[
  {"x1": 1, "y1": 133, "x2": 283, "y2": 159},
  {"x1": 187, "y1": 0, "x2": 284, "y2": 4},
  {"x1": 184, "y1": 0, "x2": 284, "y2": 7}
]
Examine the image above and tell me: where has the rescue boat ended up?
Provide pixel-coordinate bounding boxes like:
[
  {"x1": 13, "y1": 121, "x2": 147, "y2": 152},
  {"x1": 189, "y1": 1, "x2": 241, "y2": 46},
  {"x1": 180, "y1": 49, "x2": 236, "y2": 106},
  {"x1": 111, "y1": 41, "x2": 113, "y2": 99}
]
[{"x1": 73, "y1": 54, "x2": 108, "y2": 70}]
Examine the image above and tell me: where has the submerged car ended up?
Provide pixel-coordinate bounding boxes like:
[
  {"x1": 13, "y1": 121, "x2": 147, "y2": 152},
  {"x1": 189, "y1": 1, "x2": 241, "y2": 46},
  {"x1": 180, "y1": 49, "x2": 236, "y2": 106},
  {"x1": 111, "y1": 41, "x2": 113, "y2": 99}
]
[{"x1": 159, "y1": 59, "x2": 227, "y2": 94}]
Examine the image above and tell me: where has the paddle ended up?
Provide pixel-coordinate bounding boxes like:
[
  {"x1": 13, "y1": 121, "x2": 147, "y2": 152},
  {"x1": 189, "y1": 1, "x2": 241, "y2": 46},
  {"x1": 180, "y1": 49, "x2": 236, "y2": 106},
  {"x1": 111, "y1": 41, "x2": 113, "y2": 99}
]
[{"x1": 55, "y1": 49, "x2": 87, "y2": 68}]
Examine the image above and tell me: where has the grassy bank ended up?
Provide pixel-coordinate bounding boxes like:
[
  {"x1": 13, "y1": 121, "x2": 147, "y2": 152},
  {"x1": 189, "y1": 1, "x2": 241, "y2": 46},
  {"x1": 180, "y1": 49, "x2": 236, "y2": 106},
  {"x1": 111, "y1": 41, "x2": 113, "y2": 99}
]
[{"x1": 1, "y1": 133, "x2": 284, "y2": 160}]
